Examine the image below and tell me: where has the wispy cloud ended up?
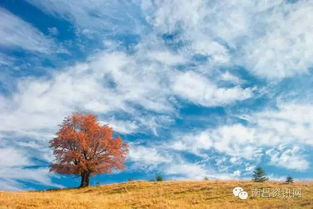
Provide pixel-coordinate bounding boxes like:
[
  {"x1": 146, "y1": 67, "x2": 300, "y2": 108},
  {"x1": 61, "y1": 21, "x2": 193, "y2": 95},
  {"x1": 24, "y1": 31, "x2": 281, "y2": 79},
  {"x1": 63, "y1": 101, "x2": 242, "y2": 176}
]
[
  {"x1": 143, "y1": 0, "x2": 313, "y2": 79},
  {"x1": 169, "y1": 102, "x2": 313, "y2": 172},
  {"x1": 0, "y1": 145, "x2": 60, "y2": 191},
  {"x1": 27, "y1": 0, "x2": 147, "y2": 39},
  {"x1": 172, "y1": 71, "x2": 253, "y2": 107},
  {"x1": 0, "y1": 8, "x2": 58, "y2": 53},
  {"x1": 0, "y1": 36, "x2": 253, "y2": 138},
  {"x1": 266, "y1": 145, "x2": 309, "y2": 171}
]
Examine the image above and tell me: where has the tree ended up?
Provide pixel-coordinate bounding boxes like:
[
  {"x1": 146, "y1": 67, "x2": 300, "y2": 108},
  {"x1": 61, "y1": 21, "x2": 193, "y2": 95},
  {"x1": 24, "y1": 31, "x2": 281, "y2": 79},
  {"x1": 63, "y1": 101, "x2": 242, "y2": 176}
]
[
  {"x1": 252, "y1": 167, "x2": 268, "y2": 182},
  {"x1": 50, "y1": 113, "x2": 128, "y2": 187},
  {"x1": 286, "y1": 176, "x2": 294, "y2": 183},
  {"x1": 156, "y1": 175, "x2": 163, "y2": 181}
]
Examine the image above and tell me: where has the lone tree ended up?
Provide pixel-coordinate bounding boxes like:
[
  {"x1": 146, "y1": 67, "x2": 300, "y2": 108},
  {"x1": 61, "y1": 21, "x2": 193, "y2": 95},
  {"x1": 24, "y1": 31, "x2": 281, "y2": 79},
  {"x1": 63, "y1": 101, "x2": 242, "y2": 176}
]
[
  {"x1": 156, "y1": 175, "x2": 163, "y2": 181},
  {"x1": 50, "y1": 113, "x2": 128, "y2": 187},
  {"x1": 252, "y1": 167, "x2": 268, "y2": 182},
  {"x1": 286, "y1": 176, "x2": 294, "y2": 183}
]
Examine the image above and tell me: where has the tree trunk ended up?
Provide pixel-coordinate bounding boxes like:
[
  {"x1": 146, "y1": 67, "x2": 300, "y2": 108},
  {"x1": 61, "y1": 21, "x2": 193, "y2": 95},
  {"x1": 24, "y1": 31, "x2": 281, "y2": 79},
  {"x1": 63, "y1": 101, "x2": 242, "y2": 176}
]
[{"x1": 80, "y1": 172, "x2": 90, "y2": 188}]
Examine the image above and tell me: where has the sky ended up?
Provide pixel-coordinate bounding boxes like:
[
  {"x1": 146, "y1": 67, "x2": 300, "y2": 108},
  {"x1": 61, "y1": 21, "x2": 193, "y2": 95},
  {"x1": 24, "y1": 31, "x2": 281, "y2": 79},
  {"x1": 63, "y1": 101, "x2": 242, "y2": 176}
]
[{"x1": 0, "y1": 0, "x2": 313, "y2": 191}]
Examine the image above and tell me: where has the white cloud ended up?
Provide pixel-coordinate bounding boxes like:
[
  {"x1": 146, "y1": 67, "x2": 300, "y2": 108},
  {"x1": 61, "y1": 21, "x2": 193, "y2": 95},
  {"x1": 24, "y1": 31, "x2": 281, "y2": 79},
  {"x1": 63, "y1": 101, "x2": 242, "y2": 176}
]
[
  {"x1": 266, "y1": 145, "x2": 309, "y2": 171},
  {"x1": 170, "y1": 102, "x2": 313, "y2": 171},
  {"x1": 0, "y1": 52, "x2": 168, "y2": 137},
  {"x1": 242, "y1": 1, "x2": 313, "y2": 79},
  {"x1": 246, "y1": 103, "x2": 313, "y2": 145},
  {"x1": 146, "y1": 50, "x2": 186, "y2": 66},
  {"x1": 48, "y1": 27, "x2": 58, "y2": 36},
  {"x1": 0, "y1": 8, "x2": 58, "y2": 53},
  {"x1": 0, "y1": 179, "x2": 24, "y2": 191},
  {"x1": 0, "y1": 40, "x2": 251, "y2": 138},
  {"x1": 0, "y1": 167, "x2": 59, "y2": 191},
  {"x1": 0, "y1": 145, "x2": 59, "y2": 191},
  {"x1": 128, "y1": 143, "x2": 237, "y2": 180},
  {"x1": 0, "y1": 53, "x2": 14, "y2": 66},
  {"x1": 21, "y1": 0, "x2": 313, "y2": 79},
  {"x1": 220, "y1": 72, "x2": 243, "y2": 84},
  {"x1": 27, "y1": 0, "x2": 146, "y2": 38},
  {"x1": 142, "y1": 0, "x2": 313, "y2": 79},
  {"x1": 164, "y1": 162, "x2": 210, "y2": 179},
  {"x1": 171, "y1": 124, "x2": 262, "y2": 160},
  {"x1": 172, "y1": 71, "x2": 253, "y2": 107},
  {"x1": 0, "y1": 147, "x2": 31, "y2": 167},
  {"x1": 100, "y1": 118, "x2": 138, "y2": 134},
  {"x1": 128, "y1": 145, "x2": 170, "y2": 165},
  {"x1": 143, "y1": 0, "x2": 231, "y2": 66}
]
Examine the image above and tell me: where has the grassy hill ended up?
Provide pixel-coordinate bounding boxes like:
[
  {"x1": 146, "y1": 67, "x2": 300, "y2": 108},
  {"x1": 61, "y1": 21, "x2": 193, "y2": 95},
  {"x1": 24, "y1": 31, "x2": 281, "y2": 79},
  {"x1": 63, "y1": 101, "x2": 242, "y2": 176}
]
[{"x1": 0, "y1": 180, "x2": 312, "y2": 209}]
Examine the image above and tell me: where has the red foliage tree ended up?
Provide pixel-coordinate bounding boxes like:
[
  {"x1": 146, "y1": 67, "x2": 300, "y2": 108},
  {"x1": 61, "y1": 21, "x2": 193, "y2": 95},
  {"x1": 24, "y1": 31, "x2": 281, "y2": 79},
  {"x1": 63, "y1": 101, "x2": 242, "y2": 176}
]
[{"x1": 50, "y1": 113, "x2": 128, "y2": 187}]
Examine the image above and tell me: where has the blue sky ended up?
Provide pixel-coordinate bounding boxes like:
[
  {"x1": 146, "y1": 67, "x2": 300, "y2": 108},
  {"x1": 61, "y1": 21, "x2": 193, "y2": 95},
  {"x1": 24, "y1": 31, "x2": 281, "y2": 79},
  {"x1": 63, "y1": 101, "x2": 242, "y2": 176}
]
[{"x1": 0, "y1": 0, "x2": 313, "y2": 191}]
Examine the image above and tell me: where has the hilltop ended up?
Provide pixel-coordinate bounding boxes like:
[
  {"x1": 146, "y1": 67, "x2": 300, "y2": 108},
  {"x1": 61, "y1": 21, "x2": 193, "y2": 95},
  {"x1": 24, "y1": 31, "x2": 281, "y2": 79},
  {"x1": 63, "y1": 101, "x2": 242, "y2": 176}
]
[{"x1": 0, "y1": 180, "x2": 312, "y2": 209}]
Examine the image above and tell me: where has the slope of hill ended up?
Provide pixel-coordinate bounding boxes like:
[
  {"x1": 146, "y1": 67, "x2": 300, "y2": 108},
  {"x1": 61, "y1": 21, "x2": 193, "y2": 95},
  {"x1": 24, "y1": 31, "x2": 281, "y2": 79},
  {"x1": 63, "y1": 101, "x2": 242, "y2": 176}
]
[{"x1": 0, "y1": 180, "x2": 312, "y2": 209}]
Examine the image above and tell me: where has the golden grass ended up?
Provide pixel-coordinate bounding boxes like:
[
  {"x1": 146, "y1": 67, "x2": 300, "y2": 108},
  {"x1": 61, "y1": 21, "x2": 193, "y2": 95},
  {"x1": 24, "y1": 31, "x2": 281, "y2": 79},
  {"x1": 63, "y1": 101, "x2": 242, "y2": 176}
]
[{"x1": 0, "y1": 180, "x2": 312, "y2": 209}]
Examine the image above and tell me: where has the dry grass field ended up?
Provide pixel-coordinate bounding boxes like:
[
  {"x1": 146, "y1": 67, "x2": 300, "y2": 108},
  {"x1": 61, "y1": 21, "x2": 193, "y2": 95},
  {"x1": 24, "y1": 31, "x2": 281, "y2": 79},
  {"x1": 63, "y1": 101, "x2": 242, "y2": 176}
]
[{"x1": 0, "y1": 180, "x2": 312, "y2": 209}]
